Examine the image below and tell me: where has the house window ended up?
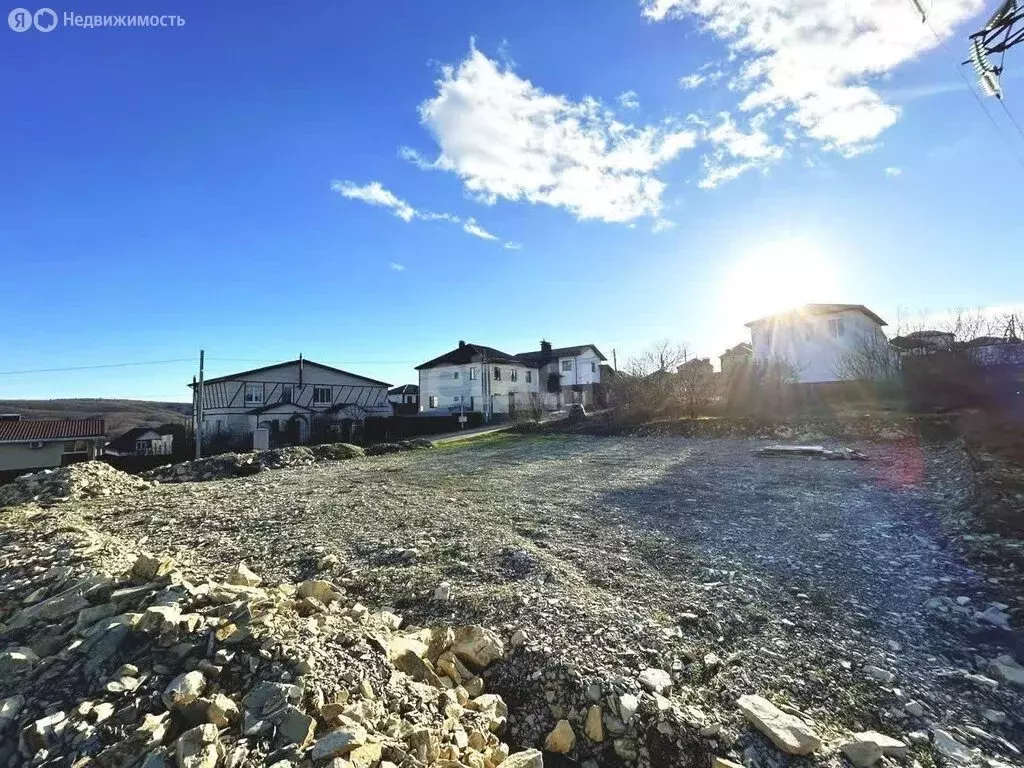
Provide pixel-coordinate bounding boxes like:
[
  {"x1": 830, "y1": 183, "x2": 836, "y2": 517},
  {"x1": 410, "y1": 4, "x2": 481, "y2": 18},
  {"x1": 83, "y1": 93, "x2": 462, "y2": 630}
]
[
  {"x1": 63, "y1": 440, "x2": 88, "y2": 453},
  {"x1": 281, "y1": 384, "x2": 293, "y2": 403},
  {"x1": 829, "y1": 318, "x2": 845, "y2": 338},
  {"x1": 493, "y1": 367, "x2": 502, "y2": 381},
  {"x1": 591, "y1": 362, "x2": 596, "y2": 373},
  {"x1": 511, "y1": 369, "x2": 518, "y2": 382},
  {"x1": 526, "y1": 371, "x2": 532, "y2": 383},
  {"x1": 454, "y1": 370, "x2": 459, "y2": 380},
  {"x1": 561, "y1": 360, "x2": 573, "y2": 372},
  {"x1": 429, "y1": 396, "x2": 438, "y2": 408},
  {"x1": 244, "y1": 382, "x2": 263, "y2": 405},
  {"x1": 313, "y1": 386, "x2": 332, "y2": 405},
  {"x1": 453, "y1": 395, "x2": 461, "y2": 403},
  {"x1": 470, "y1": 367, "x2": 478, "y2": 380}
]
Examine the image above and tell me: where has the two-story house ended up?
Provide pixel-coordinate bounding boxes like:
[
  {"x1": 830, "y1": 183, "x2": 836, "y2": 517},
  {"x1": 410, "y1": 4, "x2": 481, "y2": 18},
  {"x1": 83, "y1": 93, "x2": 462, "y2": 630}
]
[
  {"x1": 191, "y1": 357, "x2": 391, "y2": 445},
  {"x1": 416, "y1": 340, "x2": 607, "y2": 416},
  {"x1": 745, "y1": 304, "x2": 888, "y2": 383}
]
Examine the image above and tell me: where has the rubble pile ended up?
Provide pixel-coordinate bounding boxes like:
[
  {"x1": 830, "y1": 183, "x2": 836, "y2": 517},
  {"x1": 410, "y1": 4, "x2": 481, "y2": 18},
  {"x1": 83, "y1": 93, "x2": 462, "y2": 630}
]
[
  {"x1": 0, "y1": 521, "x2": 538, "y2": 768},
  {"x1": 143, "y1": 448, "x2": 317, "y2": 484},
  {"x1": 145, "y1": 442, "x2": 432, "y2": 484},
  {"x1": 310, "y1": 444, "x2": 365, "y2": 462},
  {"x1": 0, "y1": 461, "x2": 155, "y2": 510}
]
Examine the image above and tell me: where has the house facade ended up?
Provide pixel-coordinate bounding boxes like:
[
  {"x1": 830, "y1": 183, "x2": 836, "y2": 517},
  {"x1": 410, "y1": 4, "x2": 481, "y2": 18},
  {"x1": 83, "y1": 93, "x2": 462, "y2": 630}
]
[
  {"x1": 745, "y1": 304, "x2": 888, "y2": 383},
  {"x1": 0, "y1": 417, "x2": 105, "y2": 474},
  {"x1": 719, "y1": 343, "x2": 753, "y2": 375},
  {"x1": 192, "y1": 358, "x2": 391, "y2": 445},
  {"x1": 104, "y1": 427, "x2": 174, "y2": 457},
  {"x1": 416, "y1": 340, "x2": 607, "y2": 416},
  {"x1": 387, "y1": 385, "x2": 419, "y2": 415}
]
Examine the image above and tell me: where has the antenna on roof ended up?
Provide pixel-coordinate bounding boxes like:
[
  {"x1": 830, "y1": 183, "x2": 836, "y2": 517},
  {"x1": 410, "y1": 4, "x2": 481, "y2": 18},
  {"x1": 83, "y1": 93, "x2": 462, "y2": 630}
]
[{"x1": 965, "y1": 0, "x2": 1024, "y2": 99}]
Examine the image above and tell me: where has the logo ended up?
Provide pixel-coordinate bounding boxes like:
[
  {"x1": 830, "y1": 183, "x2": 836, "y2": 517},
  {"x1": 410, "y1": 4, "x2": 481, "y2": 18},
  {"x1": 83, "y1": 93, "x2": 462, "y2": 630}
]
[
  {"x1": 8, "y1": 6, "x2": 56, "y2": 30},
  {"x1": 8, "y1": 7, "x2": 31, "y2": 30},
  {"x1": 33, "y1": 7, "x2": 55, "y2": 30}
]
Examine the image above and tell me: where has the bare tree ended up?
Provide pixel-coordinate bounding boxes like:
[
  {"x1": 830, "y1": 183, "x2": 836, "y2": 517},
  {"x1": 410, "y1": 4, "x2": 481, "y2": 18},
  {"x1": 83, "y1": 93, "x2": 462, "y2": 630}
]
[
  {"x1": 834, "y1": 328, "x2": 902, "y2": 382},
  {"x1": 615, "y1": 340, "x2": 690, "y2": 414},
  {"x1": 624, "y1": 339, "x2": 690, "y2": 377},
  {"x1": 675, "y1": 360, "x2": 716, "y2": 418}
]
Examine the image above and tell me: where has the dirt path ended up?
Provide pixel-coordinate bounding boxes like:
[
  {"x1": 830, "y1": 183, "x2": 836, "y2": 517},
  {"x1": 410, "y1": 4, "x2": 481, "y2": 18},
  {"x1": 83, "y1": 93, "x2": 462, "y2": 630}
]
[{"x1": 55, "y1": 435, "x2": 1023, "y2": 765}]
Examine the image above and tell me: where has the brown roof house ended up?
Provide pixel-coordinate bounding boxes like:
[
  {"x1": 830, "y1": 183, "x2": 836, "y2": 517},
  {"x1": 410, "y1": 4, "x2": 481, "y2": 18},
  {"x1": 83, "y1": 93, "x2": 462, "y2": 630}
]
[{"x1": 0, "y1": 415, "x2": 105, "y2": 474}]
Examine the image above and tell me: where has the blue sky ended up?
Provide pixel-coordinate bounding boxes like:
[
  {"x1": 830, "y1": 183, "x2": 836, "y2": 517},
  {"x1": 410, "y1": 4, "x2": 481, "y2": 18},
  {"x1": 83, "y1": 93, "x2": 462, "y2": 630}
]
[{"x1": 2, "y1": 0, "x2": 1022, "y2": 401}]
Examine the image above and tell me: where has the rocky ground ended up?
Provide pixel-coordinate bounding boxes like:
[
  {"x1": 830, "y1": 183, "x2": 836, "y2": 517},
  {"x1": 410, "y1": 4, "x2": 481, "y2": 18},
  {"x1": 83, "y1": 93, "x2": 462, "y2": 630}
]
[{"x1": 2, "y1": 434, "x2": 1023, "y2": 768}]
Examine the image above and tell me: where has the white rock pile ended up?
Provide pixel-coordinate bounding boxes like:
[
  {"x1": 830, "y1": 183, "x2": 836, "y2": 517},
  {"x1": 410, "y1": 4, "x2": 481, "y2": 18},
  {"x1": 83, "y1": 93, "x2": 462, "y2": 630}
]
[
  {"x1": 0, "y1": 539, "x2": 538, "y2": 768},
  {"x1": 0, "y1": 461, "x2": 155, "y2": 509}
]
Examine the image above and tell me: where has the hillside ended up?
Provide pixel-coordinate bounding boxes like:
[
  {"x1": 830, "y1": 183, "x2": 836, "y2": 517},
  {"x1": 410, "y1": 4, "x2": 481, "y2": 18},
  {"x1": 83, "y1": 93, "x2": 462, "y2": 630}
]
[{"x1": 0, "y1": 398, "x2": 192, "y2": 437}]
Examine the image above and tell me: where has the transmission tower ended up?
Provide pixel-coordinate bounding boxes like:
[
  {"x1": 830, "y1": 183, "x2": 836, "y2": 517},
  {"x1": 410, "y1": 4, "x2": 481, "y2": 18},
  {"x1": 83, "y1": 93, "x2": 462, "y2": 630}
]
[{"x1": 967, "y1": 0, "x2": 1024, "y2": 97}]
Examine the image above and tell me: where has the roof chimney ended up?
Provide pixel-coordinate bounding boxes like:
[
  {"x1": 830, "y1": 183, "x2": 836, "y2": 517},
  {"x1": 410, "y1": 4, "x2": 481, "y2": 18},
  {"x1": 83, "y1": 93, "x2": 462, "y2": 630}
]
[
  {"x1": 458, "y1": 340, "x2": 466, "y2": 348},
  {"x1": 540, "y1": 340, "x2": 552, "y2": 354}
]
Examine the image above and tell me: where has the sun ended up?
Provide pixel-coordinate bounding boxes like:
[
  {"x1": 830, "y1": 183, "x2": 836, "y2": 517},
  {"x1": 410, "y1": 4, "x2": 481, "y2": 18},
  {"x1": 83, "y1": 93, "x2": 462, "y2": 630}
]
[{"x1": 720, "y1": 238, "x2": 840, "y2": 323}]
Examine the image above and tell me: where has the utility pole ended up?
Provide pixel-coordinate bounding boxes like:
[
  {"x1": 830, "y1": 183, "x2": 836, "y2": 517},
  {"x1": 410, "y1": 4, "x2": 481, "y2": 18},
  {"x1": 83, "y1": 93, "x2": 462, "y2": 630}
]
[
  {"x1": 612, "y1": 348, "x2": 617, "y2": 372},
  {"x1": 195, "y1": 349, "x2": 205, "y2": 460},
  {"x1": 482, "y1": 353, "x2": 490, "y2": 423}
]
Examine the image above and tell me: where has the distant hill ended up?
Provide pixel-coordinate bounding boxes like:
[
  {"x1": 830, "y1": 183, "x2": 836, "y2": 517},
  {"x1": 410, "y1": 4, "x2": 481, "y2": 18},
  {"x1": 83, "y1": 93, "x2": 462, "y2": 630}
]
[{"x1": 0, "y1": 399, "x2": 192, "y2": 438}]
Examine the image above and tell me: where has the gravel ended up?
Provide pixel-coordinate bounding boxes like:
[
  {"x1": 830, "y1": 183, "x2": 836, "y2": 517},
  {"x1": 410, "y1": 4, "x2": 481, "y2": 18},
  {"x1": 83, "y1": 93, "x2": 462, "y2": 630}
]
[{"x1": 4, "y1": 433, "x2": 1022, "y2": 767}]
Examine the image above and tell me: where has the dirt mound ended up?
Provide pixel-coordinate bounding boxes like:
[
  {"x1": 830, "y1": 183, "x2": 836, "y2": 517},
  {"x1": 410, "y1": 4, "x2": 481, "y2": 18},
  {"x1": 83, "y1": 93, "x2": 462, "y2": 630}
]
[
  {"x1": 364, "y1": 439, "x2": 434, "y2": 457},
  {"x1": 0, "y1": 461, "x2": 154, "y2": 509}
]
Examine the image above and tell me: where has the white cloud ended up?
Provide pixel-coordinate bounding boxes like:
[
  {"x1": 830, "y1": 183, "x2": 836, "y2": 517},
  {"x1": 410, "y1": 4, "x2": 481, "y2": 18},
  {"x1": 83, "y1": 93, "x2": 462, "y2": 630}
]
[
  {"x1": 652, "y1": 218, "x2": 676, "y2": 233},
  {"x1": 618, "y1": 90, "x2": 640, "y2": 110},
  {"x1": 643, "y1": 0, "x2": 984, "y2": 152},
  {"x1": 503, "y1": 241, "x2": 523, "y2": 250},
  {"x1": 697, "y1": 112, "x2": 782, "y2": 188},
  {"x1": 332, "y1": 180, "x2": 418, "y2": 222},
  {"x1": 706, "y1": 113, "x2": 782, "y2": 161},
  {"x1": 389, "y1": 262, "x2": 406, "y2": 271},
  {"x1": 412, "y1": 44, "x2": 698, "y2": 224},
  {"x1": 884, "y1": 166, "x2": 902, "y2": 177},
  {"x1": 698, "y1": 159, "x2": 759, "y2": 189},
  {"x1": 331, "y1": 180, "x2": 505, "y2": 243},
  {"x1": 679, "y1": 74, "x2": 705, "y2": 89},
  {"x1": 463, "y1": 218, "x2": 498, "y2": 240}
]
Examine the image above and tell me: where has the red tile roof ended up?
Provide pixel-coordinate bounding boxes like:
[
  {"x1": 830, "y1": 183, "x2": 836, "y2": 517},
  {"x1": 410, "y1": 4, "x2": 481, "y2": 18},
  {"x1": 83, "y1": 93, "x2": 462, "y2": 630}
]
[{"x1": 0, "y1": 418, "x2": 106, "y2": 443}]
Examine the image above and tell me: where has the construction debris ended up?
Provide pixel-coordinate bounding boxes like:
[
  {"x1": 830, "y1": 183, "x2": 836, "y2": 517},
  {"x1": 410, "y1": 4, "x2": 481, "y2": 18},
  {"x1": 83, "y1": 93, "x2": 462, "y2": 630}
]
[
  {"x1": 754, "y1": 444, "x2": 869, "y2": 460},
  {"x1": 0, "y1": 461, "x2": 155, "y2": 509}
]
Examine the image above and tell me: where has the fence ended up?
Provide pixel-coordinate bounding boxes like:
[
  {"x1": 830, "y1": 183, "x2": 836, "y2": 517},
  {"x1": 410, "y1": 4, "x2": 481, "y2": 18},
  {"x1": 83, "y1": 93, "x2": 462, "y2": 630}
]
[{"x1": 364, "y1": 413, "x2": 484, "y2": 443}]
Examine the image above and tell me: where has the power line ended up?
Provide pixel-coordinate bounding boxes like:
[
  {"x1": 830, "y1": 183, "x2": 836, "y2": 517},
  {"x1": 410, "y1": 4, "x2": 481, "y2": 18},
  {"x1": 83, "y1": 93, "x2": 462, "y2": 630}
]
[
  {"x1": 0, "y1": 358, "x2": 195, "y2": 376},
  {"x1": 208, "y1": 357, "x2": 421, "y2": 365},
  {"x1": 997, "y1": 94, "x2": 1024, "y2": 142},
  {"x1": 0, "y1": 356, "x2": 423, "y2": 376}
]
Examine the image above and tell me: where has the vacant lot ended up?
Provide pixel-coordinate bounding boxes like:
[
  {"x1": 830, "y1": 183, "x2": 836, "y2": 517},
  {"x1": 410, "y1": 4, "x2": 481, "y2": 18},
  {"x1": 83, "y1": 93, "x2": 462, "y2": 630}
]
[{"x1": 50, "y1": 433, "x2": 1022, "y2": 765}]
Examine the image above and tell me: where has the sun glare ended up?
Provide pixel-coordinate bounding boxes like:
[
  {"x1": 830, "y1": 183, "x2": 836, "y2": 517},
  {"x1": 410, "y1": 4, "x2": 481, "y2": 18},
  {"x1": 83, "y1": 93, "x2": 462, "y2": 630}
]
[{"x1": 721, "y1": 239, "x2": 839, "y2": 323}]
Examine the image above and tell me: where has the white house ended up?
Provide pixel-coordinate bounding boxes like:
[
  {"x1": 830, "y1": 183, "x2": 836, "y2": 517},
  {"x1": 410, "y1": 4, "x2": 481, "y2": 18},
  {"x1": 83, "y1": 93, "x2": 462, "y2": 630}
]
[
  {"x1": 387, "y1": 387, "x2": 419, "y2": 411},
  {"x1": 416, "y1": 340, "x2": 607, "y2": 416},
  {"x1": 192, "y1": 358, "x2": 391, "y2": 444},
  {"x1": 104, "y1": 427, "x2": 174, "y2": 457},
  {"x1": 745, "y1": 304, "x2": 888, "y2": 383}
]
